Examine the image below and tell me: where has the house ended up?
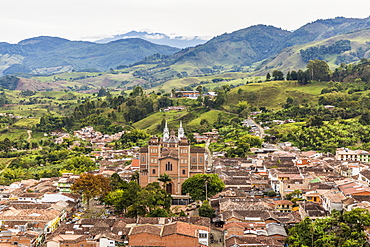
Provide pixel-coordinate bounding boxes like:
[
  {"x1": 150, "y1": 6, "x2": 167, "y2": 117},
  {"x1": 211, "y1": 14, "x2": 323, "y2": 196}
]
[
  {"x1": 273, "y1": 200, "x2": 294, "y2": 212},
  {"x1": 320, "y1": 190, "x2": 346, "y2": 212},
  {"x1": 359, "y1": 169, "x2": 370, "y2": 185},
  {"x1": 57, "y1": 174, "x2": 79, "y2": 193},
  {"x1": 46, "y1": 217, "x2": 210, "y2": 247},
  {"x1": 298, "y1": 201, "x2": 328, "y2": 220},
  {"x1": 129, "y1": 221, "x2": 210, "y2": 247},
  {"x1": 336, "y1": 148, "x2": 370, "y2": 163}
]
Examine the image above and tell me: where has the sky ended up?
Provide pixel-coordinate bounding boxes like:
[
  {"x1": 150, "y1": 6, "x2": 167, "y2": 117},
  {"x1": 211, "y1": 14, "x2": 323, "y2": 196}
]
[{"x1": 1, "y1": 0, "x2": 370, "y2": 44}]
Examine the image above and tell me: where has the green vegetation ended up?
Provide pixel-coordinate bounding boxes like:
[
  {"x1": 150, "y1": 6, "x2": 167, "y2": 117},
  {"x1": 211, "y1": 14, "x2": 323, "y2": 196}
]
[
  {"x1": 287, "y1": 209, "x2": 370, "y2": 247},
  {"x1": 182, "y1": 174, "x2": 225, "y2": 202}
]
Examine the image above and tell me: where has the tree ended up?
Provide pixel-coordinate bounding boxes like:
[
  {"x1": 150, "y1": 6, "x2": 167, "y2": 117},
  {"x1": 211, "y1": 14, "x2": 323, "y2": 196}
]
[
  {"x1": 131, "y1": 170, "x2": 140, "y2": 183},
  {"x1": 306, "y1": 116, "x2": 324, "y2": 127},
  {"x1": 286, "y1": 71, "x2": 291, "y2": 81},
  {"x1": 131, "y1": 86, "x2": 144, "y2": 97},
  {"x1": 158, "y1": 173, "x2": 172, "y2": 188},
  {"x1": 104, "y1": 181, "x2": 140, "y2": 213},
  {"x1": 266, "y1": 72, "x2": 271, "y2": 81},
  {"x1": 62, "y1": 156, "x2": 96, "y2": 174},
  {"x1": 97, "y1": 87, "x2": 107, "y2": 97},
  {"x1": 182, "y1": 174, "x2": 225, "y2": 201},
  {"x1": 129, "y1": 182, "x2": 172, "y2": 217},
  {"x1": 272, "y1": 70, "x2": 284, "y2": 80},
  {"x1": 110, "y1": 173, "x2": 123, "y2": 191},
  {"x1": 71, "y1": 173, "x2": 111, "y2": 209},
  {"x1": 307, "y1": 59, "x2": 330, "y2": 81},
  {"x1": 199, "y1": 200, "x2": 215, "y2": 218},
  {"x1": 286, "y1": 209, "x2": 370, "y2": 247}
]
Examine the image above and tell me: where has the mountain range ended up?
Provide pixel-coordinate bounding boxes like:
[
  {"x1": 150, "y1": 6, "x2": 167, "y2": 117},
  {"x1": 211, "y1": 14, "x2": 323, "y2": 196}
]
[
  {"x1": 1, "y1": 16, "x2": 370, "y2": 83},
  {"x1": 0, "y1": 37, "x2": 179, "y2": 76}
]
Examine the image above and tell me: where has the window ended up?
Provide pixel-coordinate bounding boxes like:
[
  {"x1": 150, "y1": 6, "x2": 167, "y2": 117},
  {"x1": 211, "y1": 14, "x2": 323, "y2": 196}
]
[
  {"x1": 151, "y1": 148, "x2": 157, "y2": 153},
  {"x1": 181, "y1": 149, "x2": 188, "y2": 153},
  {"x1": 152, "y1": 169, "x2": 156, "y2": 174},
  {"x1": 141, "y1": 156, "x2": 145, "y2": 162},
  {"x1": 192, "y1": 157, "x2": 196, "y2": 163},
  {"x1": 166, "y1": 162, "x2": 172, "y2": 171},
  {"x1": 199, "y1": 233, "x2": 207, "y2": 238},
  {"x1": 199, "y1": 156, "x2": 203, "y2": 163},
  {"x1": 182, "y1": 169, "x2": 186, "y2": 175}
]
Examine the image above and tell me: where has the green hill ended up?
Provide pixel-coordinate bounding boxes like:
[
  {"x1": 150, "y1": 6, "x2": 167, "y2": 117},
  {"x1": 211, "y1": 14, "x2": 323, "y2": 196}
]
[
  {"x1": 255, "y1": 28, "x2": 370, "y2": 76},
  {"x1": 222, "y1": 80, "x2": 329, "y2": 110}
]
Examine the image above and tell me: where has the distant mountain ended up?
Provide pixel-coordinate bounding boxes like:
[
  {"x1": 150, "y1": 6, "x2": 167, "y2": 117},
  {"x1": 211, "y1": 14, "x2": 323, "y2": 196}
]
[
  {"x1": 152, "y1": 17, "x2": 370, "y2": 75},
  {"x1": 254, "y1": 28, "x2": 370, "y2": 76},
  {"x1": 95, "y1": 31, "x2": 208, "y2": 48},
  {"x1": 163, "y1": 25, "x2": 291, "y2": 68},
  {"x1": 0, "y1": 36, "x2": 180, "y2": 76},
  {"x1": 284, "y1": 16, "x2": 370, "y2": 47}
]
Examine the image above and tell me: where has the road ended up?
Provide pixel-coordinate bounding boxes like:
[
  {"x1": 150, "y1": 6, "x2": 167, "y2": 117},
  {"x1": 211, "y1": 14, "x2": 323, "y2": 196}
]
[
  {"x1": 248, "y1": 117, "x2": 264, "y2": 139},
  {"x1": 205, "y1": 138, "x2": 212, "y2": 169},
  {"x1": 27, "y1": 130, "x2": 32, "y2": 141}
]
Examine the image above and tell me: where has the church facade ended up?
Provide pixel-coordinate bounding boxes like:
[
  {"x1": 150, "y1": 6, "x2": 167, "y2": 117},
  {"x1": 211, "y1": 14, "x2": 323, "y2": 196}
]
[{"x1": 139, "y1": 122, "x2": 206, "y2": 196}]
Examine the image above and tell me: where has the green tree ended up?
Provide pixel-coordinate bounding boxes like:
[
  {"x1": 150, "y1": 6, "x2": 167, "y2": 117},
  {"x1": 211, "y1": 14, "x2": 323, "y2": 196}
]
[
  {"x1": 272, "y1": 70, "x2": 284, "y2": 80},
  {"x1": 158, "y1": 173, "x2": 172, "y2": 188},
  {"x1": 104, "y1": 181, "x2": 141, "y2": 213},
  {"x1": 62, "y1": 156, "x2": 96, "y2": 174},
  {"x1": 307, "y1": 59, "x2": 330, "y2": 81},
  {"x1": 266, "y1": 72, "x2": 271, "y2": 81},
  {"x1": 182, "y1": 174, "x2": 225, "y2": 201},
  {"x1": 97, "y1": 87, "x2": 107, "y2": 97},
  {"x1": 71, "y1": 173, "x2": 111, "y2": 209},
  {"x1": 286, "y1": 209, "x2": 370, "y2": 247},
  {"x1": 199, "y1": 200, "x2": 215, "y2": 218},
  {"x1": 110, "y1": 173, "x2": 123, "y2": 191}
]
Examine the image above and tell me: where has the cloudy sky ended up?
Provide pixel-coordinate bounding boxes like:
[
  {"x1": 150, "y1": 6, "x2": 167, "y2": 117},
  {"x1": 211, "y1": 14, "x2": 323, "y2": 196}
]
[{"x1": 1, "y1": 0, "x2": 369, "y2": 43}]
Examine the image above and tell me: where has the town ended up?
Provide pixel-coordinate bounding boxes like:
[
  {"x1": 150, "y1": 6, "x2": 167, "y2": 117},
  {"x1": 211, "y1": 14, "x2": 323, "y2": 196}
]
[{"x1": 0, "y1": 120, "x2": 370, "y2": 247}]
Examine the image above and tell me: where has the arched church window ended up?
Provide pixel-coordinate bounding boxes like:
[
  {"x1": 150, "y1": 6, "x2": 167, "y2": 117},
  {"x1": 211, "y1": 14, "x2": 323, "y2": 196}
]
[{"x1": 166, "y1": 162, "x2": 172, "y2": 171}]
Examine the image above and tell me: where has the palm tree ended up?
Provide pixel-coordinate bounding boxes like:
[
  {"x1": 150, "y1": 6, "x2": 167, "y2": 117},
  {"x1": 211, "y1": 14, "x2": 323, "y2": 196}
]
[
  {"x1": 158, "y1": 173, "x2": 172, "y2": 188},
  {"x1": 130, "y1": 170, "x2": 139, "y2": 184}
]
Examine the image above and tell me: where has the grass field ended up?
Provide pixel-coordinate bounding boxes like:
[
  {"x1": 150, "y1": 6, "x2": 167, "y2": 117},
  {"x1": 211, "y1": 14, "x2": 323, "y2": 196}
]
[
  {"x1": 223, "y1": 80, "x2": 329, "y2": 110},
  {"x1": 133, "y1": 110, "x2": 190, "y2": 134},
  {"x1": 187, "y1": 110, "x2": 236, "y2": 127},
  {"x1": 0, "y1": 128, "x2": 28, "y2": 141},
  {"x1": 12, "y1": 118, "x2": 40, "y2": 128}
]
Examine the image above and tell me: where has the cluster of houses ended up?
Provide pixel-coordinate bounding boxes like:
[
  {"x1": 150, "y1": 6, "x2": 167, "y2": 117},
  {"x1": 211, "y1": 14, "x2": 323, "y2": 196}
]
[
  {"x1": 171, "y1": 91, "x2": 217, "y2": 99},
  {"x1": 0, "y1": 177, "x2": 81, "y2": 247},
  {"x1": 73, "y1": 127, "x2": 125, "y2": 148},
  {"x1": 201, "y1": 147, "x2": 370, "y2": 246},
  {"x1": 9, "y1": 120, "x2": 370, "y2": 247},
  {"x1": 193, "y1": 129, "x2": 219, "y2": 143},
  {"x1": 2, "y1": 142, "x2": 370, "y2": 246}
]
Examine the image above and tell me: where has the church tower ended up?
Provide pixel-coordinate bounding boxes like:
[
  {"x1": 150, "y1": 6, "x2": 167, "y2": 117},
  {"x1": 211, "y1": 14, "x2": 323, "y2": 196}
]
[
  {"x1": 163, "y1": 121, "x2": 169, "y2": 141},
  {"x1": 178, "y1": 121, "x2": 185, "y2": 139}
]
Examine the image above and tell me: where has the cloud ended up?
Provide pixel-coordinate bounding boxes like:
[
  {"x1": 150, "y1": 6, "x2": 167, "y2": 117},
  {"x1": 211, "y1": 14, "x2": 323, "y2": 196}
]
[{"x1": 144, "y1": 34, "x2": 166, "y2": 40}]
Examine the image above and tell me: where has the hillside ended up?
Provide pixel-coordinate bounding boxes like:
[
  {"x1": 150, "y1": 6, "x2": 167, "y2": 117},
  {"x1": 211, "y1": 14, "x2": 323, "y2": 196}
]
[
  {"x1": 131, "y1": 17, "x2": 370, "y2": 83},
  {"x1": 255, "y1": 28, "x2": 370, "y2": 75},
  {"x1": 283, "y1": 16, "x2": 370, "y2": 48},
  {"x1": 0, "y1": 36, "x2": 180, "y2": 76},
  {"x1": 222, "y1": 80, "x2": 329, "y2": 110},
  {"x1": 164, "y1": 25, "x2": 291, "y2": 68}
]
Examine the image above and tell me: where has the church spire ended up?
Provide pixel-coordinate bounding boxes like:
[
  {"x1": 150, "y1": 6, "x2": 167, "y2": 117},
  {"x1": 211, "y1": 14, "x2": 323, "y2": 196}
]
[
  {"x1": 163, "y1": 121, "x2": 169, "y2": 141},
  {"x1": 178, "y1": 120, "x2": 185, "y2": 138}
]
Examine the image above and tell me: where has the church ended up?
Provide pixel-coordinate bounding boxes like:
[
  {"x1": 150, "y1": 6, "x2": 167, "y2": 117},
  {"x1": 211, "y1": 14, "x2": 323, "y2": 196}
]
[{"x1": 139, "y1": 122, "x2": 206, "y2": 200}]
